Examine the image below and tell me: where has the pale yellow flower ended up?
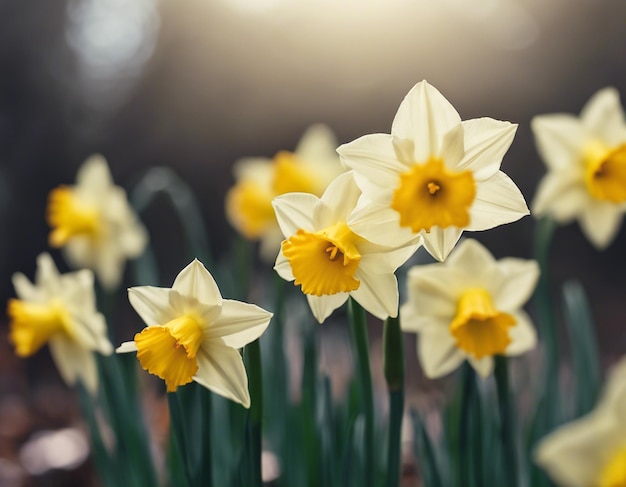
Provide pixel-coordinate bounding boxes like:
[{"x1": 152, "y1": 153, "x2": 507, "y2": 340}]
[
  {"x1": 400, "y1": 239, "x2": 538, "y2": 378},
  {"x1": 47, "y1": 154, "x2": 148, "y2": 290},
  {"x1": 532, "y1": 87, "x2": 626, "y2": 249},
  {"x1": 273, "y1": 171, "x2": 418, "y2": 323},
  {"x1": 338, "y1": 80, "x2": 528, "y2": 262},
  {"x1": 535, "y1": 357, "x2": 626, "y2": 487},
  {"x1": 7, "y1": 253, "x2": 113, "y2": 394},
  {"x1": 225, "y1": 124, "x2": 344, "y2": 262},
  {"x1": 117, "y1": 259, "x2": 272, "y2": 407}
]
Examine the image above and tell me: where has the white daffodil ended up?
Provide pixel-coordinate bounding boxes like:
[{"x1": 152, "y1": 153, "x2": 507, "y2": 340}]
[
  {"x1": 532, "y1": 87, "x2": 626, "y2": 249},
  {"x1": 534, "y1": 357, "x2": 626, "y2": 487},
  {"x1": 7, "y1": 253, "x2": 113, "y2": 394},
  {"x1": 117, "y1": 259, "x2": 272, "y2": 408},
  {"x1": 225, "y1": 124, "x2": 345, "y2": 262},
  {"x1": 47, "y1": 154, "x2": 148, "y2": 290},
  {"x1": 338, "y1": 80, "x2": 528, "y2": 262},
  {"x1": 273, "y1": 171, "x2": 419, "y2": 323},
  {"x1": 400, "y1": 239, "x2": 538, "y2": 378}
]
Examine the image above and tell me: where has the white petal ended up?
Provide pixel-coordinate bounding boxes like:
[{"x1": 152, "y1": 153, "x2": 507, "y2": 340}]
[
  {"x1": 70, "y1": 312, "x2": 113, "y2": 355},
  {"x1": 599, "y1": 356, "x2": 626, "y2": 416},
  {"x1": 417, "y1": 324, "x2": 465, "y2": 379},
  {"x1": 579, "y1": 201, "x2": 624, "y2": 249},
  {"x1": 76, "y1": 154, "x2": 114, "y2": 197},
  {"x1": 232, "y1": 157, "x2": 273, "y2": 186},
  {"x1": 422, "y1": 227, "x2": 463, "y2": 262},
  {"x1": 11, "y1": 273, "x2": 39, "y2": 301},
  {"x1": 467, "y1": 356, "x2": 494, "y2": 378},
  {"x1": 531, "y1": 171, "x2": 587, "y2": 222},
  {"x1": 93, "y1": 243, "x2": 125, "y2": 291},
  {"x1": 404, "y1": 265, "x2": 460, "y2": 318},
  {"x1": 505, "y1": 311, "x2": 537, "y2": 356},
  {"x1": 351, "y1": 266, "x2": 398, "y2": 320},
  {"x1": 35, "y1": 253, "x2": 60, "y2": 289},
  {"x1": 294, "y1": 123, "x2": 338, "y2": 163},
  {"x1": 274, "y1": 252, "x2": 295, "y2": 281},
  {"x1": 467, "y1": 171, "x2": 529, "y2": 231},
  {"x1": 317, "y1": 172, "x2": 361, "y2": 226},
  {"x1": 210, "y1": 300, "x2": 272, "y2": 349},
  {"x1": 492, "y1": 259, "x2": 539, "y2": 311},
  {"x1": 348, "y1": 202, "x2": 417, "y2": 248},
  {"x1": 128, "y1": 286, "x2": 177, "y2": 326},
  {"x1": 172, "y1": 259, "x2": 223, "y2": 307},
  {"x1": 439, "y1": 124, "x2": 465, "y2": 168},
  {"x1": 446, "y1": 239, "x2": 495, "y2": 276},
  {"x1": 258, "y1": 226, "x2": 285, "y2": 264},
  {"x1": 116, "y1": 341, "x2": 138, "y2": 353},
  {"x1": 49, "y1": 337, "x2": 98, "y2": 394},
  {"x1": 391, "y1": 81, "x2": 461, "y2": 161},
  {"x1": 194, "y1": 343, "x2": 251, "y2": 408},
  {"x1": 457, "y1": 118, "x2": 517, "y2": 180},
  {"x1": 531, "y1": 114, "x2": 586, "y2": 171},
  {"x1": 580, "y1": 87, "x2": 626, "y2": 139},
  {"x1": 272, "y1": 193, "x2": 319, "y2": 237},
  {"x1": 306, "y1": 293, "x2": 348, "y2": 323}
]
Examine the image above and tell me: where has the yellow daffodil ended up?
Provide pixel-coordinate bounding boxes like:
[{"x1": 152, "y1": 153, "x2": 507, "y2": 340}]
[
  {"x1": 7, "y1": 253, "x2": 113, "y2": 394},
  {"x1": 535, "y1": 357, "x2": 626, "y2": 487},
  {"x1": 117, "y1": 259, "x2": 272, "y2": 407},
  {"x1": 47, "y1": 154, "x2": 148, "y2": 290},
  {"x1": 338, "y1": 80, "x2": 529, "y2": 262},
  {"x1": 225, "y1": 124, "x2": 345, "y2": 262},
  {"x1": 273, "y1": 171, "x2": 419, "y2": 323},
  {"x1": 400, "y1": 239, "x2": 538, "y2": 378},
  {"x1": 532, "y1": 87, "x2": 626, "y2": 249}
]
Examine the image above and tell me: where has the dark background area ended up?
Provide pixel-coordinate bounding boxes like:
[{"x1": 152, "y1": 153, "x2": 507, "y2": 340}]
[{"x1": 0, "y1": 0, "x2": 625, "y2": 485}]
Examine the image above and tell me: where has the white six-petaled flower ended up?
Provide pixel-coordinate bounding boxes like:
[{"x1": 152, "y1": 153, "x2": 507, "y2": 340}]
[
  {"x1": 7, "y1": 253, "x2": 113, "y2": 394},
  {"x1": 532, "y1": 87, "x2": 626, "y2": 249},
  {"x1": 400, "y1": 239, "x2": 539, "y2": 378},
  {"x1": 338, "y1": 80, "x2": 529, "y2": 262},
  {"x1": 534, "y1": 356, "x2": 626, "y2": 487},
  {"x1": 225, "y1": 124, "x2": 345, "y2": 262},
  {"x1": 47, "y1": 154, "x2": 148, "y2": 291},
  {"x1": 117, "y1": 259, "x2": 272, "y2": 408},
  {"x1": 273, "y1": 171, "x2": 419, "y2": 323}
]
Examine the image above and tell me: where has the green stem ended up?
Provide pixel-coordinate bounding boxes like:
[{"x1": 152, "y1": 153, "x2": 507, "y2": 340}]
[
  {"x1": 383, "y1": 316, "x2": 405, "y2": 487},
  {"x1": 200, "y1": 388, "x2": 213, "y2": 487},
  {"x1": 168, "y1": 392, "x2": 193, "y2": 487},
  {"x1": 348, "y1": 298, "x2": 374, "y2": 487},
  {"x1": 245, "y1": 339, "x2": 263, "y2": 487},
  {"x1": 458, "y1": 363, "x2": 481, "y2": 487},
  {"x1": 494, "y1": 356, "x2": 517, "y2": 487}
]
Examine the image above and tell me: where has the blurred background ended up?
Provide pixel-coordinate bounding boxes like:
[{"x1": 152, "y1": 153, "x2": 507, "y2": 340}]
[{"x1": 0, "y1": 0, "x2": 625, "y2": 485}]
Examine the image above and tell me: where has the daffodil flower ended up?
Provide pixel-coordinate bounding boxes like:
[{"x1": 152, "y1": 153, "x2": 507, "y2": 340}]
[
  {"x1": 226, "y1": 124, "x2": 345, "y2": 262},
  {"x1": 273, "y1": 171, "x2": 419, "y2": 323},
  {"x1": 535, "y1": 357, "x2": 626, "y2": 487},
  {"x1": 532, "y1": 87, "x2": 626, "y2": 249},
  {"x1": 47, "y1": 154, "x2": 148, "y2": 290},
  {"x1": 338, "y1": 80, "x2": 529, "y2": 262},
  {"x1": 7, "y1": 253, "x2": 113, "y2": 394},
  {"x1": 117, "y1": 259, "x2": 272, "y2": 407},
  {"x1": 400, "y1": 239, "x2": 538, "y2": 378}
]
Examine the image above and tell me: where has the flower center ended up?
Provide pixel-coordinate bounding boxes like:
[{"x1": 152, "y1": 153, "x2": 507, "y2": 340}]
[
  {"x1": 391, "y1": 157, "x2": 476, "y2": 233},
  {"x1": 7, "y1": 298, "x2": 70, "y2": 357},
  {"x1": 449, "y1": 288, "x2": 515, "y2": 359},
  {"x1": 272, "y1": 151, "x2": 320, "y2": 195},
  {"x1": 134, "y1": 314, "x2": 204, "y2": 392},
  {"x1": 47, "y1": 186, "x2": 101, "y2": 247},
  {"x1": 584, "y1": 141, "x2": 626, "y2": 203},
  {"x1": 598, "y1": 445, "x2": 626, "y2": 487},
  {"x1": 225, "y1": 181, "x2": 275, "y2": 239},
  {"x1": 282, "y1": 221, "x2": 361, "y2": 296}
]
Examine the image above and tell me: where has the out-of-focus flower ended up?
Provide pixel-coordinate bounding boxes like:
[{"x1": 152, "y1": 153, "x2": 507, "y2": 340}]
[
  {"x1": 338, "y1": 80, "x2": 528, "y2": 262},
  {"x1": 47, "y1": 154, "x2": 148, "y2": 290},
  {"x1": 534, "y1": 357, "x2": 626, "y2": 487},
  {"x1": 117, "y1": 259, "x2": 272, "y2": 407},
  {"x1": 7, "y1": 253, "x2": 113, "y2": 394},
  {"x1": 226, "y1": 124, "x2": 344, "y2": 262},
  {"x1": 273, "y1": 171, "x2": 419, "y2": 323},
  {"x1": 400, "y1": 239, "x2": 538, "y2": 378},
  {"x1": 532, "y1": 87, "x2": 626, "y2": 249}
]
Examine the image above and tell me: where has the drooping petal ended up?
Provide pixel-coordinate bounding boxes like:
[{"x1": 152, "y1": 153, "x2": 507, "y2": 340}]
[
  {"x1": 417, "y1": 324, "x2": 465, "y2": 379},
  {"x1": 128, "y1": 286, "x2": 177, "y2": 327},
  {"x1": 580, "y1": 87, "x2": 626, "y2": 141},
  {"x1": 116, "y1": 341, "x2": 139, "y2": 353},
  {"x1": 457, "y1": 118, "x2": 517, "y2": 180},
  {"x1": 306, "y1": 293, "x2": 348, "y2": 324},
  {"x1": 49, "y1": 336, "x2": 98, "y2": 394},
  {"x1": 531, "y1": 114, "x2": 586, "y2": 171},
  {"x1": 172, "y1": 259, "x2": 223, "y2": 307},
  {"x1": 351, "y1": 265, "x2": 398, "y2": 319},
  {"x1": 391, "y1": 81, "x2": 461, "y2": 161},
  {"x1": 93, "y1": 243, "x2": 124, "y2": 292},
  {"x1": 194, "y1": 343, "x2": 251, "y2": 408},
  {"x1": 421, "y1": 226, "x2": 463, "y2": 262},
  {"x1": 491, "y1": 259, "x2": 540, "y2": 311},
  {"x1": 504, "y1": 311, "x2": 537, "y2": 356},
  {"x1": 210, "y1": 300, "x2": 272, "y2": 349},
  {"x1": 579, "y1": 201, "x2": 624, "y2": 249},
  {"x1": 272, "y1": 193, "x2": 319, "y2": 237},
  {"x1": 467, "y1": 355, "x2": 494, "y2": 378},
  {"x1": 531, "y1": 171, "x2": 588, "y2": 221},
  {"x1": 467, "y1": 171, "x2": 529, "y2": 231}
]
